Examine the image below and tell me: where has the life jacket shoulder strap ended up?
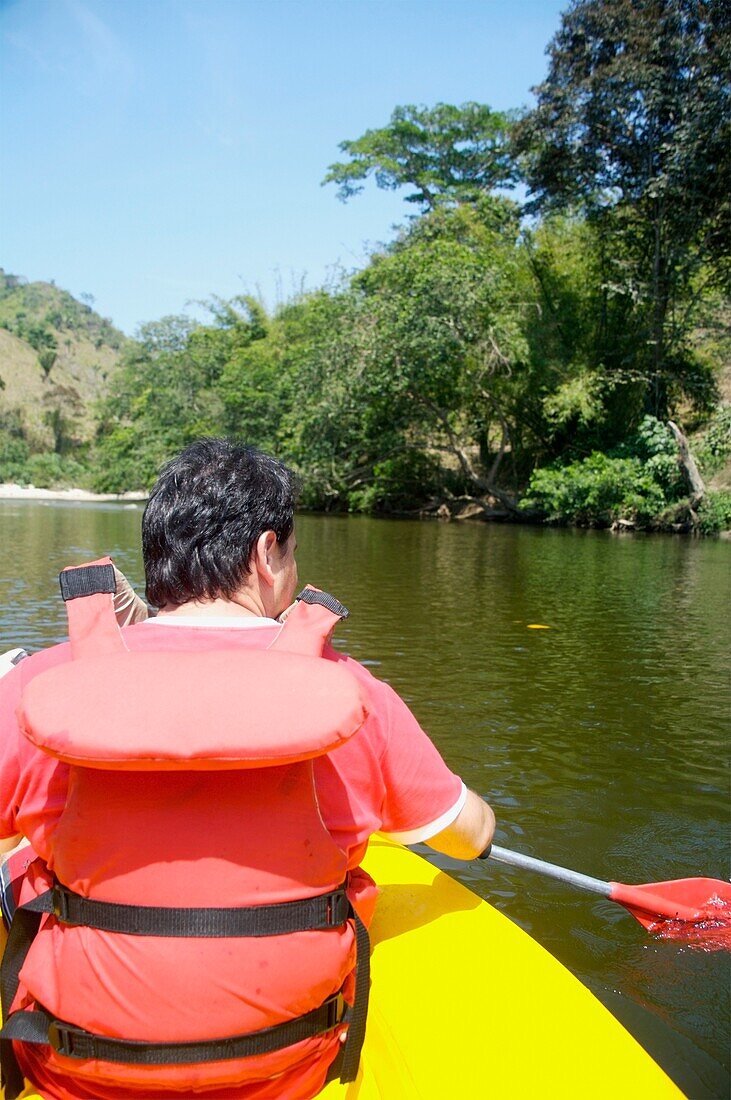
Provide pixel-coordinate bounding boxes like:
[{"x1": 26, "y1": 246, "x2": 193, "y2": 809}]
[
  {"x1": 59, "y1": 557, "x2": 126, "y2": 660},
  {"x1": 295, "y1": 587, "x2": 349, "y2": 620},
  {"x1": 270, "y1": 586, "x2": 349, "y2": 657},
  {"x1": 59, "y1": 562, "x2": 116, "y2": 602},
  {"x1": 59, "y1": 567, "x2": 347, "y2": 661}
]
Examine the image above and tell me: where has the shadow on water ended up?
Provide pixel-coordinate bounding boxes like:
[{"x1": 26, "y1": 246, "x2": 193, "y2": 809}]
[{"x1": 1, "y1": 504, "x2": 729, "y2": 1097}]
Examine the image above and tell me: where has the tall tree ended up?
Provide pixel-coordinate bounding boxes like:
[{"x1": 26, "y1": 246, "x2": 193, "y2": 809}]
[
  {"x1": 323, "y1": 102, "x2": 516, "y2": 209},
  {"x1": 284, "y1": 200, "x2": 532, "y2": 511},
  {"x1": 516, "y1": 0, "x2": 731, "y2": 415}
]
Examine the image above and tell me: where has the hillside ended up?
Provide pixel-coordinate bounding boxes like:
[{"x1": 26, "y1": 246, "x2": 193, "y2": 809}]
[{"x1": 0, "y1": 270, "x2": 127, "y2": 456}]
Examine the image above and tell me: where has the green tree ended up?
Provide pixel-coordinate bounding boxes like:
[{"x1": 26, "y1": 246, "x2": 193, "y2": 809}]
[
  {"x1": 255, "y1": 290, "x2": 372, "y2": 508},
  {"x1": 38, "y1": 349, "x2": 57, "y2": 377},
  {"x1": 516, "y1": 0, "x2": 731, "y2": 416},
  {"x1": 92, "y1": 301, "x2": 271, "y2": 491},
  {"x1": 278, "y1": 200, "x2": 531, "y2": 511},
  {"x1": 323, "y1": 102, "x2": 516, "y2": 209},
  {"x1": 518, "y1": 215, "x2": 654, "y2": 459},
  {"x1": 44, "y1": 383, "x2": 84, "y2": 454}
]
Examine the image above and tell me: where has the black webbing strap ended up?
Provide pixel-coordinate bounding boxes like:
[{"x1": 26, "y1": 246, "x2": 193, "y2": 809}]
[
  {"x1": 28, "y1": 881, "x2": 351, "y2": 937},
  {"x1": 1, "y1": 900, "x2": 46, "y2": 1098},
  {"x1": 339, "y1": 909, "x2": 370, "y2": 1082},
  {"x1": 59, "y1": 563, "x2": 115, "y2": 602},
  {"x1": 295, "y1": 588, "x2": 350, "y2": 620},
  {"x1": 0, "y1": 994, "x2": 345, "y2": 1066}
]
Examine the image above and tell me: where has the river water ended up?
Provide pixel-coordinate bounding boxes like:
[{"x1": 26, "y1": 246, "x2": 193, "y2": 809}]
[{"x1": 0, "y1": 501, "x2": 729, "y2": 1097}]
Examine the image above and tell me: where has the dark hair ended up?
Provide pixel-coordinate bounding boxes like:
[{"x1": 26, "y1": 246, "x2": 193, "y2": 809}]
[{"x1": 142, "y1": 439, "x2": 297, "y2": 608}]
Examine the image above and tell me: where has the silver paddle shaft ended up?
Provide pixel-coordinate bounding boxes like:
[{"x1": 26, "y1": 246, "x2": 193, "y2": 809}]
[{"x1": 489, "y1": 844, "x2": 612, "y2": 898}]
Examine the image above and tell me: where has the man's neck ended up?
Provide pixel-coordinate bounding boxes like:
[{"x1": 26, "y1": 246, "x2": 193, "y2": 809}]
[{"x1": 157, "y1": 591, "x2": 269, "y2": 620}]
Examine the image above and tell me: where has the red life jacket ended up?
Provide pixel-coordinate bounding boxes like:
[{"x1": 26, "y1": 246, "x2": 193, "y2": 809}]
[{"x1": 0, "y1": 560, "x2": 371, "y2": 1099}]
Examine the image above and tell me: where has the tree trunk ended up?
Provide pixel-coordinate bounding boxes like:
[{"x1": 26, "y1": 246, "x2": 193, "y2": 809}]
[
  {"x1": 650, "y1": 198, "x2": 669, "y2": 417},
  {"x1": 407, "y1": 390, "x2": 521, "y2": 513},
  {"x1": 487, "y1": 417, "x2": 510, "y2": 483},
  {"x1": 667, "y1": 420, "x2": 705, "y2": 509}
]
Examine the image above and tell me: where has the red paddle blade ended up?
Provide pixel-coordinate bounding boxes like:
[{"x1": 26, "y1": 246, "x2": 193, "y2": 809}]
[{"x1": 610, "y1": 878, "x2": 731, "y2": 950}]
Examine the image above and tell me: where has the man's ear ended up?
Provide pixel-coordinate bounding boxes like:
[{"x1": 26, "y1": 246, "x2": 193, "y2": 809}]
[{"x1": 253, "y1": 530, "x2": 277, "y2": 588}]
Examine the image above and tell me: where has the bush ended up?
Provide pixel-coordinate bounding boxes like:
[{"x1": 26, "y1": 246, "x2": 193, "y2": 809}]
[
  {"x1": 696, "y1": 406, "x2": 731, "y2": 476},
  {"x1": 0, "y1": 445, "x2": 90, "y2": 489},
  {"x1": 520, "y1": 452, "x2": 670, "y2": 526},
  {"x1": 21, "y1": 452, "x2": 89, "y2": 489},
  {"x1": 0, "y1": 431, "x2": 30, "y2": 481},
  {"x1": 519, "y1": 416, "x2": 698, "y2": 527},
  {"x1": 696, "y1": 491, "x2": 731, "y2": 535}
]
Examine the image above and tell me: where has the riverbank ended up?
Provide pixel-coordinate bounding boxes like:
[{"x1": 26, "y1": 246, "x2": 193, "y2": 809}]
[
  {"x1": 1, "y1": 480, "x2": 729, "y2": 536},
  {"x1": 0, "y1": 483, "x2": 147, "y2": 503}
]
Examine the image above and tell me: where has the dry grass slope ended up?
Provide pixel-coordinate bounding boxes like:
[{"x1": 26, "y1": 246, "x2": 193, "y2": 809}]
[{"x1": 0, "y1": 276, "x2": 127, "y2": 451}]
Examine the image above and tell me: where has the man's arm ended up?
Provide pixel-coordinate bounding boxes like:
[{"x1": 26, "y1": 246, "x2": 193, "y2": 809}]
[
  {"x1": 321, "y1": 642, "x2": 498, "y2": 865},
  {"x1": 113, "y1": 566, "x2": 150, "y2": 626},
  {"x1": 424, "y1": 788, "x2": 495, "y2": 861}
]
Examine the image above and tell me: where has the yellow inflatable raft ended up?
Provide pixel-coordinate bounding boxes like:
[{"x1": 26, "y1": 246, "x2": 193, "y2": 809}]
[
  {"x1": 323, "y1": 836, "x2": 682, "y2": 1098},
  {"x1": 7, "y1": 835, "x2": 681, "y2": 1099}
]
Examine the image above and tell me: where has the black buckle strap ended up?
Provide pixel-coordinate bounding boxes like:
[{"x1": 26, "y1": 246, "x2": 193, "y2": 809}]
[
  {"x1": 1, "y1": 901, "x2": 48, "y2": 1099},
  {"x1": 338, "y1": 909, "x2": 370, "y2": 1082},
  {"x1": 59, "y1": 564, "x2": 116, "y2": 602},
  {"x1": 2, "y1": 994, "x2": 345, "y2": 1067},
  {"x1": 0, "y1": 888, "x2": 368, "y2": 1095},
  {"x1": 44, "y1": 881, "x2": 351, "y2": 937},
  {"x1": 296, "y1": 588, "x2": 350, "y2": 620}
]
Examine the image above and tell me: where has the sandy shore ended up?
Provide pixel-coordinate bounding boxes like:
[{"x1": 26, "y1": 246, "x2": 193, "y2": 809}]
[{"x1": 0, "y1": 483, "x2": 147, "y2": 503}]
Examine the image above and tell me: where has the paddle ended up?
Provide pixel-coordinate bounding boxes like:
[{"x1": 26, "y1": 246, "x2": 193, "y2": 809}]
[{"x1": 484, "y1": 844, "x2": 731, "y2": 946}]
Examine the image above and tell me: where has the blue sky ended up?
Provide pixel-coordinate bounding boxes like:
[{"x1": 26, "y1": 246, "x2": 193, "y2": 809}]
[{"x1": 1, "y1": 0, "x2": 566, "y2": 334}]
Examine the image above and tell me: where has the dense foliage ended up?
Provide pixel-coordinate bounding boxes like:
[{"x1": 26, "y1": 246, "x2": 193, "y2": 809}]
[
  {"x1": 515, "y1": 0, "x2": 730, "y2": 418},
  {"x1": 1, "y1": 0, "x2": 729, "y2": 532},
  {"x1": 522, "y1": 416, "x2": 683, "y2": 525}
]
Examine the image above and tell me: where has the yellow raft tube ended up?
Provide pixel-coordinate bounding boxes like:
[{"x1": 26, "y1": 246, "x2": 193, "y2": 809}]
[
  {"x1": 6, "y1": 835, "x2": 681, "y2": 1100},
  {"x1": 324, "y1": 837, "x2": 682, "y2": 1098}
]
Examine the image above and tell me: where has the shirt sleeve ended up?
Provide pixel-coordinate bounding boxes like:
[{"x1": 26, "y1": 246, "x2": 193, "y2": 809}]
[
  {"x1": 372, "y1": 677, "x2": 465, "y2": 842},
  {"x1": 382, "y1": 782, "x2": 467, "y2": 844},
  {"x1": 0, "y1": 647, "x2": 72, "y2": 846},
  {"x1": 0, "y1": 662, "x2": 25, "y2": 838}
]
